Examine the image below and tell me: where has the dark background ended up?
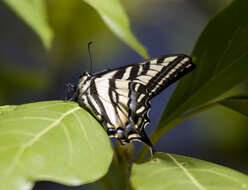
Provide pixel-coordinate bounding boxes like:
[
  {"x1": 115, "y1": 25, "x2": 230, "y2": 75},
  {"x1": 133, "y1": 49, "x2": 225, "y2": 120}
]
[{"x1": 1, "y1": 0, "x2": 248, "y2": 189}]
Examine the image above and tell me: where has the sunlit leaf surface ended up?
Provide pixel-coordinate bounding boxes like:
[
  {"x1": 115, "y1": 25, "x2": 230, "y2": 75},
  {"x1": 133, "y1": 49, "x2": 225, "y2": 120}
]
[
  {"x1": 159, "y1": 0, "x2": 248, "y2": 128},
  {"x1": 83, "y1": 0, "x2": 148, "y2": 58},
  {"x1": 131, "y1": 153, "x2": 248, "y2": 190},
  {"x1": 0, "y1": 101, "x2": 113, "y2": 190},
  {"x1": 3, "y1": 0, "x2": 53, "y2": 49},
  {"x1": 0, "y1": 105, "x2": 16, "y2": 115}
]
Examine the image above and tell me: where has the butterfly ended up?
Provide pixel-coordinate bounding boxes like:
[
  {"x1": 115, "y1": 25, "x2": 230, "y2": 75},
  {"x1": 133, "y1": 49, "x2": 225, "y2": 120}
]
[{"x1": 66, "y1": 54, "x2": 195, "y2": 154}]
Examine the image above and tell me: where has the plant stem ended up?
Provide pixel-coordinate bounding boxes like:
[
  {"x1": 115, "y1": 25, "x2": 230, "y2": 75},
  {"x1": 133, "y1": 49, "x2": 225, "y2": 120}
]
[
  {"x1": 101, "y1": 175, "x2": 115, "y2": 190},
  {"x1": 135, "y1": 102, "x2": 218, "y2": 163},
  {"x1": 115, "y1": 143, "x2": 134, "y2": 190}
]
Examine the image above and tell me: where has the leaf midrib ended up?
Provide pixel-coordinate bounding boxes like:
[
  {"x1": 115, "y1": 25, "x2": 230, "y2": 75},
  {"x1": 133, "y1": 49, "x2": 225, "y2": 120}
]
[
  {"x1": 213, "y1": 25, "x2": 242, "y2": 74},
  {"x1": 167, "y1": 154, "x2": 205, "y2": 190}
]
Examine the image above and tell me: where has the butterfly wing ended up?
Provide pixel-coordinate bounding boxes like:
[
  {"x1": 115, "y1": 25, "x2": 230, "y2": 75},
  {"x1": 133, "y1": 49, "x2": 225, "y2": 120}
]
[
  {"x1": 96, "y1": 54, "x2": 195, "y2": 98},
  {"x1": 79, "y1": 54, "x2": 195, "y2": 151},
  {"x1": 89, "y1": 77, "x2": 151, "y2": 144},
  {"x1": 97, "y1": 54, "x2": 195, "y2": 120}
]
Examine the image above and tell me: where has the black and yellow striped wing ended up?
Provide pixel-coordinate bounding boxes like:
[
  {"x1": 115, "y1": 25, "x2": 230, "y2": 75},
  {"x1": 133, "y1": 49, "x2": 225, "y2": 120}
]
[{"x1": 74, "y1": 54, "x2": 195, "y2": 153}]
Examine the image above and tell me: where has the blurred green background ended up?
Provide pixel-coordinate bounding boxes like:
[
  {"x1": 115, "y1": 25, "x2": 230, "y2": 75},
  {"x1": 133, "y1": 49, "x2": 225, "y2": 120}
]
[{"x1": 1, "y1": 0, "x2": 248, "y2": 189}]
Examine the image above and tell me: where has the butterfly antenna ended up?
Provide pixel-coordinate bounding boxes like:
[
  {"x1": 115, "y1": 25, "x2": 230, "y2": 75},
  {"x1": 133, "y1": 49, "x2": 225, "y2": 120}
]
[{"x1": 88, "y1": 41, "x2": 93, "y2": 74}]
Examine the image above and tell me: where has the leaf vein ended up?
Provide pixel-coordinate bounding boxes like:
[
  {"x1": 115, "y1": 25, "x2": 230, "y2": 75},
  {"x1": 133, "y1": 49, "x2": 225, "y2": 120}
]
[
  {"x1": 73, "y1": 112, "x2": 94, "y2": 153},
  {"x1": 24, "y1": 107, "x2": 81, "y2": 147},
  {"x1": 62, "y1": 124, "x2": 73, "y2": 165},
  {"x1": 6, "y1": 107, "x2": 81, "y2": 177},
  {"x1": 167, "y1": 154, "x2": 205, "y2": 190}
]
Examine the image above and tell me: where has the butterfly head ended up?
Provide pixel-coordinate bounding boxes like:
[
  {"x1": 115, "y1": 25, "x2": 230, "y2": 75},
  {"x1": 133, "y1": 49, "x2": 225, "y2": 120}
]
[
  {"x1": 65, "y1": 83, "x2": 78, "y2": 101},
  {"x1": 65, "y1": 72, "x2": 91, "y2": 102}
]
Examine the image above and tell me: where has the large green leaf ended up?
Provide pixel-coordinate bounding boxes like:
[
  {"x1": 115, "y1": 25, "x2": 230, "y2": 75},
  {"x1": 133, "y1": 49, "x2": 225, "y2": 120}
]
[
  {"x1": 0, "y1": 101, "x2": 113, "y2": 190},
  {"x1": 3, "y1": 0, "x2": 53, "y2": 49},
  {"x1": 0, "y1": 105, "x2": 16, "y2": 114},
  {"x1": 220, "y1": 95, "x2": 248, "y2": 117},
  {"x1": 131, "y1": 153, "x2": 248, "y2": 190},
  {"x1": 159, "y1": 0, "x2": 248, "y2": 128},
  {"x1": 83, "y1": 0, "x2": 148, "y2": 58}
]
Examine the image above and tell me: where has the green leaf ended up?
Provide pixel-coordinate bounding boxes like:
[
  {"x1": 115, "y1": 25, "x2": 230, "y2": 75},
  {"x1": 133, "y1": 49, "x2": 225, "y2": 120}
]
[
  {"x1": 159, "y1": 0, "x2": 248, "y2": 128},
  {"x1": 3, "y1": 0, "x2": 53, "y2": 49},
  {"x1": 83, "y1": 0, "x2": 148, "y2": 58},
  {"x1": 0, "y1": 101, "x2": 113, "y2": 190},
  {"x1": 0, "y1": 105, "x2": 17, "y2": 115},
  {"x1": 131, "y1": 153, "x2": 248, "y2": 190},
  {"x1": 220, "y1": 95, "x2": 248, "y2": 117}
]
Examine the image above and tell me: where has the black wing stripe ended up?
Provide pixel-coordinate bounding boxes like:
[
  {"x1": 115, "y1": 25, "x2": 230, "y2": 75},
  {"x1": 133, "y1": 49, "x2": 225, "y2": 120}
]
[
  {"x1": 114, "y1": 68, "x2": 126, "y2": 79},
  {"x1": 141, "y1": 62, "x2": 150, "y2": 75},
  {"x1": 86, "y1": 93, "x2": 102, "y2": 120},
  {"x1": 89, "y1": 80, "x2": 112, "y2": 125},
  {"x1": 129, "y1": 64, "x2": 140, "y2": 80},
  {"x1": 157, "y1": 57, "x2": 165, "y2": 64},
  {"x1": 108, "y1": 79, "x2": 126, "y2": 128}
]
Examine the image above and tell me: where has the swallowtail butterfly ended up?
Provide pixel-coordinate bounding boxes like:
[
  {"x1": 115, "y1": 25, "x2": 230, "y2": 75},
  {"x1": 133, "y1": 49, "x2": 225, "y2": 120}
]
[{"x1": 66, "y1": 54, "x2": 195, "y2": 154}]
